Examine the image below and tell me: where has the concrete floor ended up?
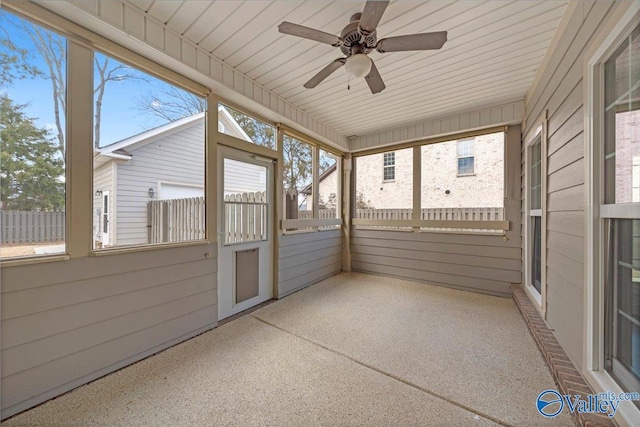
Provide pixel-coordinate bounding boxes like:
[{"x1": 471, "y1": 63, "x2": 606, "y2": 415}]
[{"x1": 4, "y1": 272, "x2": 572, "y2": 426}]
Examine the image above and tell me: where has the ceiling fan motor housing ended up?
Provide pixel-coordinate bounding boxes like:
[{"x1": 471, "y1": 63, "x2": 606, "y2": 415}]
[{"x1": 340, "y1": 21, "x2": 376, "y2": 56}]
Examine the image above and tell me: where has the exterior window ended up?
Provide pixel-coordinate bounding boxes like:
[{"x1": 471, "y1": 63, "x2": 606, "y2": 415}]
[
  {"x1": 383, "y1": 152, "x2": 395, "y2": 180},
  {"x1": 92, "y1": 52, "x2": 206, "y2": 248},
  {"x1": 457, "y1": 139, "x2": 475, "y2": 175},
  {"x1": 0, "y1": 10, "x2": 67, "y2": 259},
  {"x1": 528, "y1": 137, "x2": 542, "y2": 294},
  {"x1": 602, "y1": 22, "x2": 640, "y2": 397}
]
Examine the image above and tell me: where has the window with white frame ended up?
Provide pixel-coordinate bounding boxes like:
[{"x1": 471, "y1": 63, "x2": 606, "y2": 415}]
[
  {"x1": 383, "y1": 152, "x2": 395, "y2": 181},
  {"x1": 601, "y1": 22, "x2": 640, "y2": 398},
  {"x1": 457, "y1": 139, "x2": 475, "y2": 175},
  {"x1": 527, "y1": 134, "x2": 543, "y2": 297}
]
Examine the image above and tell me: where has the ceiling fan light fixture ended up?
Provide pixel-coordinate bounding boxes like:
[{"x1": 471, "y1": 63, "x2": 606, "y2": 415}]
[{"x1": 344, "y1": 53, "x2": 372, "y2": 79}]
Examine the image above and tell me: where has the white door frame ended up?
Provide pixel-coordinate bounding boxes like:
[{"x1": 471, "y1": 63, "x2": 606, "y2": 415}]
[{"x1": 217, "y1": 145, "x2": 274, "y2": 320}]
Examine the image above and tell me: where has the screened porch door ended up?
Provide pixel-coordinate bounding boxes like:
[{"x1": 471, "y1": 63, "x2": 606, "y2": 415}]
[{"x1": 217, "y1": 146, "x2": 273, "y2": 320}]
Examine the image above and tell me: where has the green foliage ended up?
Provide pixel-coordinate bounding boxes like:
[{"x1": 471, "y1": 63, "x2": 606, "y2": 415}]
[
  {"x1": 226, "y1": 106, "x2": 276, "y2": 150},
  {"x1": 355, "y1": 191, "x2": 373, "y2": 209},
  {"x1": 283, "y1": 135, "x2": 312, "y2": 192},
  {"x1": 0, "y1": 95, "x2": 64, "y2": 211}
]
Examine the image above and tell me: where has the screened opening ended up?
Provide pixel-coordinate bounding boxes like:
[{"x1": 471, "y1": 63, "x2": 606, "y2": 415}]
[
  {"x1": 218, "y1": 103, "x2": 276, "y2": 150},
  {"x1": 421, "y1": 132, "x2": 504, "y2": 233},
  {"x1": 318, "y1": 148, "x2": 340, "y2": 229},
  {"x1": 283, "y1": 134, "x2": 313, "y2": 230},
  {"x1": 0, "y1": 10, "x2": 67, "y2": 258},
  {"x1": 92, "y1": 52, "x2": 206, "y2": 249},
  {"x1": 355, "y1": 148, "x2": 412, "y2": 229}
]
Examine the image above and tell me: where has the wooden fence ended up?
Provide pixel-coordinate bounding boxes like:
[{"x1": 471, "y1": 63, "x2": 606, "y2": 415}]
[
  {"x1": 224, "y1": 192, "x2": 267, "y2": 244},
  {"x1": 355, "y1": 207, "x2": 504, "y2": 231},
  {"x1": 0, "y1": 210, "x2": 65, "y2": 245},
  {"x1": 148, "y1": 197, "x2": 205, "y2": 243}
]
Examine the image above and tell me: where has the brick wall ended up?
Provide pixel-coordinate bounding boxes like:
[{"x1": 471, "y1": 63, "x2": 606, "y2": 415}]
[{"x1": 343, "y1": 132, "x2": 505, "y2": 209}]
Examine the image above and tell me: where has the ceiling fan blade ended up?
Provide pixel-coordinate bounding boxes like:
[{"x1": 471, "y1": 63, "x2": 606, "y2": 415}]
[
  {"x1": 278, "y1": 22, "x2": 342, "y2": 46},
  {"x1": 304, "y1": 58, "x2": 347, "y2": 89},
  {"x1": 376, "y1": 31, "x2": 448, "y2": 53},
  {"x1": 365, "y1": 60, "x2": 385, "y2": 94},
  {"x1": 358, "y1": 1, "x2": 389, "y2": 35}
]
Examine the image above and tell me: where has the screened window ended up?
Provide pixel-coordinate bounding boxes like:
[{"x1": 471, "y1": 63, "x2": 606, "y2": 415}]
[
  {"x1": 218, "y1": 103, "x2": 275, "y2": 150},
  {"x1": 92, "y1": 52, "x2": 206, "y2": 249},
  {"x1": 283, "y1": 134, "x2": 313, "y2": 223},
  {"x1": 318, "y1": 148, "x2": 340, "y2": 228},
  {"x1": 602, "y1": 22, "x2": 640, "y2": 397},
  {"x1": 355, "y1": 148, "x2": 412, "y2": 229},
  {"x1": 0, "y1": 10, "x2": 67, "y2": 258},
  {"x1": 457, "y1": 139, "x2": 475, "y2": 175},
  {"x1": 383, "y1": 152, "x2": 395, "y2": 180},
  {"x1": 420, "y1": 132, "x2": 504, "y2": 233}
]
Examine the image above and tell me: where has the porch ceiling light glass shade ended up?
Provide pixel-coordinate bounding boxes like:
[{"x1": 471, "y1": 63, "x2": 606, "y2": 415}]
[{"x1": 344, "y1": 53, "x2": 372, "y2": 79}]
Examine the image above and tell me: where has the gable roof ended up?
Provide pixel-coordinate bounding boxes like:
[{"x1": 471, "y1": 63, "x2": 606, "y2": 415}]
[{"x1": 97, "y1": 105, "x2": 251, "y2": 159}]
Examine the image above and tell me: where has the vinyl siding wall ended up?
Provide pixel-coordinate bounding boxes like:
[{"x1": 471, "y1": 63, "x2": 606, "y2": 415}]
[
  {"x1": 522, "y1": 0, "x2": 619, "y2": 369},
  {"x1": 278, "y1": 229, "x2": 342, "y2": 297},
  {"x1": 351, "y1": 126, "x2": 522, "y2": 297},
  {"x1": 0, "y1": 244, "x2": 217, "y2": 419},
  {"x1": 115, "y1": 122, "x2": 205, "y2": 246}
]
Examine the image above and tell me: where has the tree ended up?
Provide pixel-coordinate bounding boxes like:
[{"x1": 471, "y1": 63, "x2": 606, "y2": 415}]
[
  {"x1": 227, "y1": 106, "x2": 275, "y2": 150},
  {"x1": 135, "y1": 86, "x2": 206, "y2": 122},
  {"x1": 1, "y1": 11, "x2": 143, "y2": 154},
  {"x1": 355, "y1": 191, "x2": 373, "y2": 209},
  {"x1": 282, "y1": 135, "x2": 312, "y2": 192},
  {"x1": 0, "y1": 95, "x2": 65, "y2": 211}
]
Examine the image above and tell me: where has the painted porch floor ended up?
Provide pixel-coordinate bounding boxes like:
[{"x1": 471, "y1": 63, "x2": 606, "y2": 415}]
[{"x1": 4, "y1": 272, "x2": 572, "y2": 426}]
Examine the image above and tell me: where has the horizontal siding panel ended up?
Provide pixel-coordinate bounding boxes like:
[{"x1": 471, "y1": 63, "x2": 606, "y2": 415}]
[
  {"x1": 2, "y1": 306, "x2": 216, "y2": 413},
  {"x1": 3, "y1": 271, "x2": 215, "y2": 349},
  {"x1": 279, "y1": 246, "x2": 342, "y2": 271},
  {"x1": 279, "y1": 229, "x2": 341, "y2": 247},
  {"x1": 353, "y1": 229, "x2": 520, "y2": 248},
  {"x1": 2, "y1": 259, "x2": 215, "y2": 320},
  {"x1": 3, "y1": 289, "x2": 216, "y2": 377},
  {"x1": 352, "y1": 244, "x2": 521, "y2": 271},
  {"x1": 1, "y1": 244, "x2": 216, "y2": 292},
  {"x1": 546, "y1": 285, "x2": 583, "y2": 365},
  {"x1": 547, "y1": 133, "x2": 583, "y2": 174},
  {"x1": 547, "y1": 251, "x2": 584, "y2": 293},
  {"x1": 547, "y1": 108, "x2": 583, "y2": 155},
  {"x1": 547, "y1": 230, "x2": 584, "y2": 264},
  {"x1": 279, "y1": 236, "x2": 342, "y2": 259},
  {"x1": 352, "y1": 235, "x2": 520, "y2": 260},
  {"x1": 547, "y1": 185, "x2": 584, "y2": 212},
  {"x1": 547, "y1": 158, "x2": 584, "y2": 193},
  {"x1": 352, "y1": 252, "x2": 521, "y2": 284},
  {"x1": 352, "y1": 261, "x2": 511, "y2": 296},
  {"x1": 546, "y1": 211, "x2": 584, "y2": 237},
  {"x1": 278, "y1": 261, "x2": 342, "y2": 298},
  {"x1": 279, "y1": 253, "x2": 341, "y2": 283}
]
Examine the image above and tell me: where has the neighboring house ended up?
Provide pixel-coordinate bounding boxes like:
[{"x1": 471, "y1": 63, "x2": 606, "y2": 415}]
[
  {"x1": 93, "y1": 106, "x2": 249, "y2": 247},
  {"x1": 324, "y1": 132, "x2": 504, "y2": 209}
]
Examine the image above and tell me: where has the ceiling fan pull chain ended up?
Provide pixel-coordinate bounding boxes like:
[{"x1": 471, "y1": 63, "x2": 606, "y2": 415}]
[{"x1": 348, "y1": 75, "x2": 351, "y2": 91}]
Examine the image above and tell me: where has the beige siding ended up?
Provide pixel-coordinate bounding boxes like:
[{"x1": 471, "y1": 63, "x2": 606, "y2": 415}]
[
  {"x1": 116, "y1": 122, "x2": 205, "y2": 246},
  {"x1": 352, "y1": 229, "x2": 520, "y2": 296},
  {"x1": 0, "y1": 244, "x2": 217, "y2": 418},
  {"x1": 521, "y1": 0, "x2": 618, "y2": 369},
  {"x1": 278, "y1": 229, "x2": 342, "y2": 297}
]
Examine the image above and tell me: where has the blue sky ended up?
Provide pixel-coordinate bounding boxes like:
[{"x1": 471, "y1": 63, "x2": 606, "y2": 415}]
[{"x1": 2, "y1": 9, "x2": 194, "y2": 147}]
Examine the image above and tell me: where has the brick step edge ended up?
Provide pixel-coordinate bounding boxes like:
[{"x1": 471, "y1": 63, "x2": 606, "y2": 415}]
[{"x1": 511, "y1": 285, "x2": 614, "y2": 427}]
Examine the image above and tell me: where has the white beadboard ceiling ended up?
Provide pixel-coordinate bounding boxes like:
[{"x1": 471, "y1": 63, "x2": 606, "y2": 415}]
[{"x1": 75, "y1": 1, "x2": 569, "y2": 139}]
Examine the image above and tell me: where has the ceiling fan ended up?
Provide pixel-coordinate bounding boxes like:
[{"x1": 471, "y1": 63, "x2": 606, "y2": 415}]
[{"x1": 278, "y1": 1, "x2": 447, "y2": 94}]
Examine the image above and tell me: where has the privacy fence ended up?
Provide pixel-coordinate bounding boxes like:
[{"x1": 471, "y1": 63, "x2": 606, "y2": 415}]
[{"x1": 0, "y1": 210, "x2": 65, "y2": 245}]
